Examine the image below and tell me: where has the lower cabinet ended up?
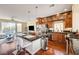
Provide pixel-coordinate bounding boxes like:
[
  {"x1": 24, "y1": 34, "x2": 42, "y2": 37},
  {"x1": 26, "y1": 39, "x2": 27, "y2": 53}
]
[
  {"x1": 52, "y1": 32, "x2": 65, "y2": 42},
  {"x1": 25, "y1": 38, "x2": 42, "y2": 55}
]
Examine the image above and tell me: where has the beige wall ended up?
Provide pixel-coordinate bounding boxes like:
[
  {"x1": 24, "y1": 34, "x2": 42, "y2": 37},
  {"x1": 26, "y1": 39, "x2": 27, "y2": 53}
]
[
  {"x1": 72, "y1": 5, "x2": 79, "y2": 51},
  {"x1": 27, "y1": 20, "x2": 36, "y2": 32},
  {"x1": 72, "y1": 4, "x2": 79, "y2": 32}
]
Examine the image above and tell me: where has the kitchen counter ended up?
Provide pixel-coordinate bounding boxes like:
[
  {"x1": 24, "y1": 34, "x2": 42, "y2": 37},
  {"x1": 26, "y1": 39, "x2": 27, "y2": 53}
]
[
  {"x1": 52, "y1": 32, "x2": 65, "y2": 34},
  {"x1": 16, "y1": 35, "x2": 42, "y2": 55},
  {"x1": 65, "y1": 32, "x2": 79, "y2": 54},
  {"x1": 18, "y1": 34, "x2": 48, "y2": 42},
  {"x1": 16, "y1": 34, "x2": 49, "y2": 54}
]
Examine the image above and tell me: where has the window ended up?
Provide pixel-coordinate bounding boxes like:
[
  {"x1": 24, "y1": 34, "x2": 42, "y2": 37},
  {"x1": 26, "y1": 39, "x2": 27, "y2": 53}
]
[
  {"x1": 16, "y1": 23, "x2": 22, "y2": 32},
  {"x1": 1, "y1": 22, "x2": 16, "y2": 34},
  {"x1": 54, "y1": 21, "x2": 64, "y2": 32}
]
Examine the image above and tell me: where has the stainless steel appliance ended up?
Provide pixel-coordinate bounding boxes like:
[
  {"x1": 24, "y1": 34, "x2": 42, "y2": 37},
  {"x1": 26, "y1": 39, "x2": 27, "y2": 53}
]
[{"x1": 41, "y1": 36, "x2": 48, "y2": 50}]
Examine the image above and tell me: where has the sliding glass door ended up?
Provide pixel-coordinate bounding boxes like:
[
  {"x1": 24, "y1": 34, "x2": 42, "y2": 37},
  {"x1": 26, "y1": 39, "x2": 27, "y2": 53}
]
[
  {"x1": 1, "y1": 22, "x2": 16, "y2": 34},
  {"x1": 16, "y1": 23, "x2": 22, "y2": 33},
  {"x1": 0, "y1": 22, "x2": 22, "y2": 34}
]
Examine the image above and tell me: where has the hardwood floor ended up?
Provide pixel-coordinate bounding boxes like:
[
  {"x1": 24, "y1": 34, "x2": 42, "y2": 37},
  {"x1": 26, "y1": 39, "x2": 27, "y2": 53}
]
[
  {"x1": 0, "y1": 39, "x2": 74, "y2": 55},
  {"x1": 16, "y1": 40, "x2": 66, "y2": 55},
  {"x1": 35, "y1": 40, "x2": 66, "y2": 55}
]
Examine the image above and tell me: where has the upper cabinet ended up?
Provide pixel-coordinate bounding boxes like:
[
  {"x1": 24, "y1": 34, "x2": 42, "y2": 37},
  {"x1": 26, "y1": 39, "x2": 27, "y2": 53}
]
[
  {"x1": 64, "y1": 11, "x2": 72, "y2": 28},
  {"x1": 36, "y1": 17, "x2": 47, "y2": 24},
  {"x1": 46, "y1": 17, "x2": 53, "y2": 28},
  {"x1": 47, "y1": 21, "x2": 53, "y2": 28},
  {"x1": 36, "y1": 11, "x2": 72, "y2": 28},
  {"x1": 52, "y1": 15, "x2": 57, "y2": 21},
  {"x1": 47, "y1": 16, "x2": 53, "y2": 22}
]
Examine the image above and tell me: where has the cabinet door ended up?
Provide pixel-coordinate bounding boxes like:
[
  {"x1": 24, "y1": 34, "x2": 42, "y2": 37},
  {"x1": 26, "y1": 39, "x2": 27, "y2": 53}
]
[
  {"x1": 25, "y1": 43, "x2": 33, "y2": 54},
  {"x1": 64, "y1": 12, "x2": 72, "y2": 28},
  {"x1": 65, "y1": 18, "x2": 72, "y2": 28},
  {"x1": 47, "y1": 22, "x2": 53, "y2": 28},
  {"x1": 26, "y1": 38, "x2": 41, "y2": 54},
  {"x1": 32, "y1": 38, "x2": 41, "y2": 52},
  {"x1": 52, "y1": 32, "x2": 65, "y2": 41}
]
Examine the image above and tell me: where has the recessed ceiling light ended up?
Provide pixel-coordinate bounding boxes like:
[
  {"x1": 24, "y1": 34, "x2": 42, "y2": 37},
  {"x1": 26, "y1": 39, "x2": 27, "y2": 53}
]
[
  {"x1": 28, "y1": 11, "x2": 30, "y2": 13},
  {"x1": 50, "y1": 4, "x2": 55, "y2": 7},
  {"x1": 36, "y1": 19, "x2": 38, "y2": 22},
  {"x1": 35, "y1": 6, "x2": 38, "y2": 8},
  {"x1": 56, "y1": 13, "x2": 59, "y2": 16},
  {"x1": 64, "y1": 9, "x2": 68, "y2": 11}
]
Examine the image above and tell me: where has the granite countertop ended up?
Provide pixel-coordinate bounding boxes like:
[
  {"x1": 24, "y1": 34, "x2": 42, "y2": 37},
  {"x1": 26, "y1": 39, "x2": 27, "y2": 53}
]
[
  {"x1": 52, "y1": 32, "x2": 65, "y2": 34},
  {"x1": 18, "y1": 34, "x2": 48, "y2": 42},
  {"x1": 65, "y1": 32, "x2": 79, "y2": 40}
]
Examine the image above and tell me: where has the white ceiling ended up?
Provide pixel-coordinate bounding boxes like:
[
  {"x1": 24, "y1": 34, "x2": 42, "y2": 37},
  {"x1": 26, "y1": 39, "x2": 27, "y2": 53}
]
[{"x1": 0, "y1": 4, "x2": 72, "y2": 21}]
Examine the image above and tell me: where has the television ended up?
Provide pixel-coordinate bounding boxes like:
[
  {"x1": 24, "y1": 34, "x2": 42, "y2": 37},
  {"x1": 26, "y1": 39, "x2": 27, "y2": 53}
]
[{"x1": 29, "y1": 26, "x2": 34, "y2": 31}]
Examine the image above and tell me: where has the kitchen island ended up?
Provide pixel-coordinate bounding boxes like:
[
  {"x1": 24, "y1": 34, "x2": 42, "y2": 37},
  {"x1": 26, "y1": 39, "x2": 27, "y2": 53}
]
[
  {"x1": 17, "y1": 34, "x2": 48, "y2": 55},
  {"x1": 25, "y1": 36, "x2": 42, "y2": 55},
  {"x1": 17, "y1": 35, "x2": 42, "y2": 55}
]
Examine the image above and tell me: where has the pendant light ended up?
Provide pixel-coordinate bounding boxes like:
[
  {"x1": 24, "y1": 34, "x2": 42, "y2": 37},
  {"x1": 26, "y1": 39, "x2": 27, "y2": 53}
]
[
  {"x1": 35, "y1": 6, "x2": 39, "y2": 23},
  {"x1": 35, "y1": 6, "x2": 38, "y2": 18},
  {"x1": 27, "y1": 10, "x2": 31, "y2": 21}
]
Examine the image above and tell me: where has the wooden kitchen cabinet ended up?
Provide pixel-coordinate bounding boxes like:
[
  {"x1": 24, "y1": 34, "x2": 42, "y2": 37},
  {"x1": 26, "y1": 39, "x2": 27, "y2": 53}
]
[
  {"x1": 39, "y1": 18, "x2": 42, "y2": 24},
  {"x1": 57, "y1": 13, "x2": 65, "y2": 20},
  {"x1": 36, "y1": 17, "x2": 47, "y2": 24},
  {"x1": 64, "y1": 11, "x2": 72, "y2": 28},
  {"x1": 47, "y1": 21, "x2": 53, "y2": 28},
  {"x1": 36, "y1": 11, "x2": 72, "y2": 29},
  {"x1": 52, "y1": 15, "x2": 57, "y2": 21},
  {"x1": 46, "y1": 17, "x2": 53, "y2": 28},
  {"x1": 44, "y1": 18, "x2": 47, "y2": 24},
  {"x1": 36, "y1": 18, "x2": 44, "y2": 24},
  {"x1": 41, "y1": 18, "x2": 47, "y2": 24},
  {"x1": 52, "y1": 32, "x2": 65, "y2": 42},
  {"x1": 47, "y1": 16, "x2": 53, "y2": 22},
  {"x1": 65, "y1": 18, "x2": 72, "y2": 28}
]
